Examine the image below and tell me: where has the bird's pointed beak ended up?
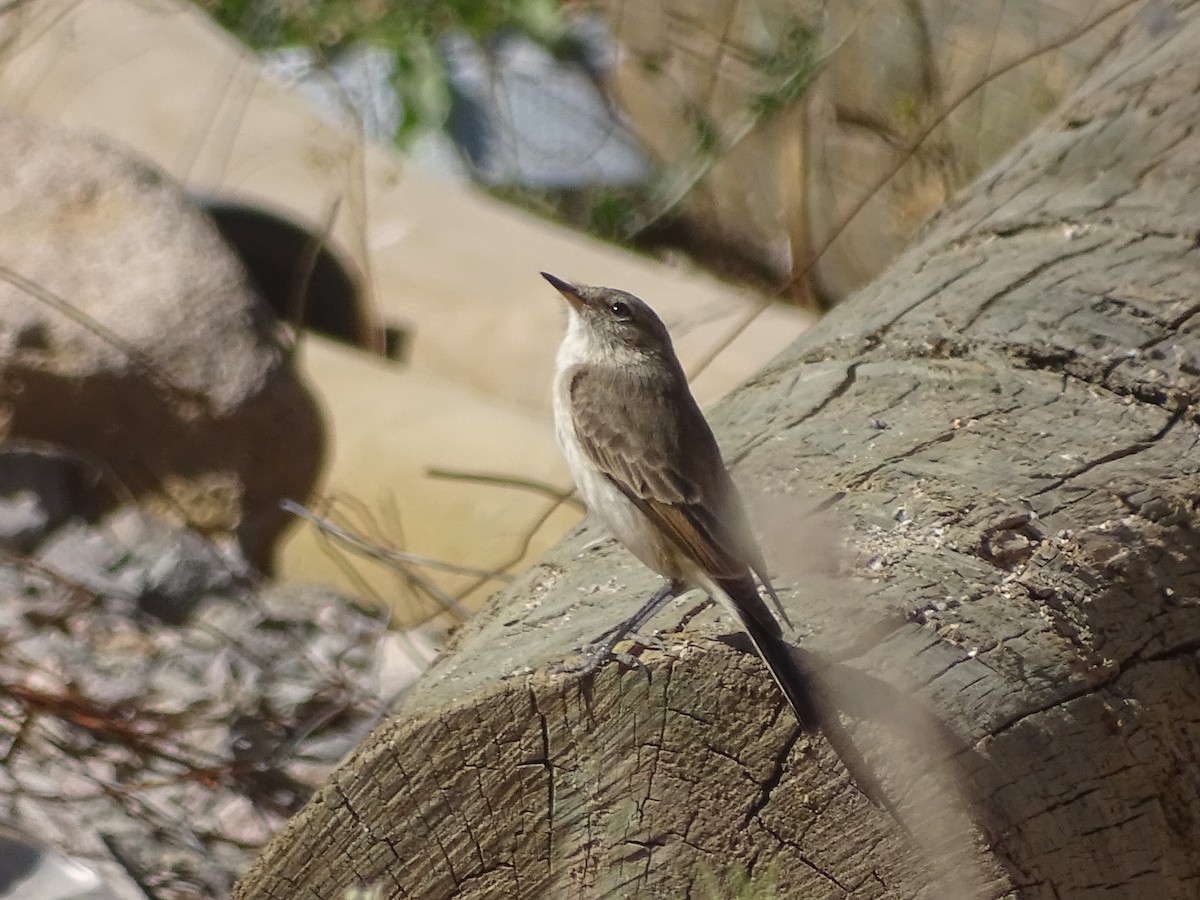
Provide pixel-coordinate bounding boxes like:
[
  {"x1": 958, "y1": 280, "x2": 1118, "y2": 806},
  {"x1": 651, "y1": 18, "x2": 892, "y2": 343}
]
[{"x1": 541, "y1": 271, "x2": 585, "y2": 311}]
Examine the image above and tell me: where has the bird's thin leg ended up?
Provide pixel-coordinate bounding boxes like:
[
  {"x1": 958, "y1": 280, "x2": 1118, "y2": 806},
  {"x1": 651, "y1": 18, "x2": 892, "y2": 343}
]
[
  {"x1": 554, "y1": 580, "x2": 683, "y2": 677},
  {"x1": 594, "y1": 580, "x2": 681, "y2": 645}
]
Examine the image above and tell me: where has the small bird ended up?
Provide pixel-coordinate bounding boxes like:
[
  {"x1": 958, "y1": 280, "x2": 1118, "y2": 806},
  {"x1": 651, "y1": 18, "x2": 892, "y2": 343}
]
[{"x1": 543, "y1": 272, "x2": 819, "y2": 732}]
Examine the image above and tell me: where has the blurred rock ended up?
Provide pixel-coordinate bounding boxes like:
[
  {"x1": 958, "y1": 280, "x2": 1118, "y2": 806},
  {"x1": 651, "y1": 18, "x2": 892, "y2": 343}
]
[
  {"x1": 0, "y1": 826, "x2": 117, "y2": 900},
  {"x1": 1, "y1": 516, "x2": 402, "y2": 899},
  {"x1": 0, "y1": 451, "x2": 73, "y2": 552},
  {"x1": 441, "y1": 23, "x2": 650, "y2": 189},
  {"x1": 262, "y1": 44, "x2": 403, "y2": 145},
  {"x1": 0, "y1": 114, "x2": 324, "y2": 569},
  {"x1": 36, "y1": 506, "x2": 238, "y2": 624}
]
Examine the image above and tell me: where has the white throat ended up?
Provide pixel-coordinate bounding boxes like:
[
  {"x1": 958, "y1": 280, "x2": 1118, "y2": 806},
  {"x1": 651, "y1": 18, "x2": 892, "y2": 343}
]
[
  {"x1": 555, "y1": 309, "x2": 593, "y2": 370},
  {"x1": 555, "y1": 309, "x2": 652, "y2": 371}
]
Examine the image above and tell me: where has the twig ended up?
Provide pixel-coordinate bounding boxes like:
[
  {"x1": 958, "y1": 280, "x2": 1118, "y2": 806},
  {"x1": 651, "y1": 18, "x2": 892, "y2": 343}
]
[
  {"x1": 282, "y1": 499, "x2": 513, "y2": 582},
  {"x1": 425, "y1": 467, "x2": 584, "y2": 510},
  {"x1": 282, "y1": 500, "x2": 477, "y2": 621}
]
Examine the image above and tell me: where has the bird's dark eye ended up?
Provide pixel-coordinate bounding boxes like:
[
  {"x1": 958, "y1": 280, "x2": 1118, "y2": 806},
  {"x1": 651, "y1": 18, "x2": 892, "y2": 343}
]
[{"x1": 610, "y1": 301, "x2": 633, "y2": 320}]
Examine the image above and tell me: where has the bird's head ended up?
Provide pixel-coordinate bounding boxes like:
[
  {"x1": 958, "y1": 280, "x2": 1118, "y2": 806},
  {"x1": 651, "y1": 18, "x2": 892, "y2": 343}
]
[{"x1": 541, "y1": 272, "x2": 674, "y2": 363}]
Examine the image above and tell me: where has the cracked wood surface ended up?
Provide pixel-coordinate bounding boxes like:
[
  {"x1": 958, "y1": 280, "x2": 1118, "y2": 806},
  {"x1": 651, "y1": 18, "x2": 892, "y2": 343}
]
[{"x1": 236, "y1": 7, "x2": 1200, "y2": 899}]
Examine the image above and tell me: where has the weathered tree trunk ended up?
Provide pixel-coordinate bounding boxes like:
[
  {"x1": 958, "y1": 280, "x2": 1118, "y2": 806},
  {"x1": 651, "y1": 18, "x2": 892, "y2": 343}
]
[{"x1": 236, "y1": 7, "x2": 1200, "y2": 899}]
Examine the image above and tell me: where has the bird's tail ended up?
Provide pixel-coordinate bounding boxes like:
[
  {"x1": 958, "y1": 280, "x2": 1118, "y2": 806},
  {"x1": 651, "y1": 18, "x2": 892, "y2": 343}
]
[
  {"x1": 713, "y1": 579, "x2": 902, "y2": 813},
  {"x1": 714, "y1": 576, "x2": 821, "y2": 733}
]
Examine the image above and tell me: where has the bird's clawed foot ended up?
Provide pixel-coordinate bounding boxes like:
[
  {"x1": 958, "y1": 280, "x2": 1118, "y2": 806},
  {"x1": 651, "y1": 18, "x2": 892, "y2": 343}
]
[
  {"x1": 551, "y1": 580, "x2": 682, "y2": 680},
  {"x1": 551, "y1": 629, "x2": 665, "y2": 680},
  {"x1": 549, "y1": 580, "x2": 681, "y2": 681}
]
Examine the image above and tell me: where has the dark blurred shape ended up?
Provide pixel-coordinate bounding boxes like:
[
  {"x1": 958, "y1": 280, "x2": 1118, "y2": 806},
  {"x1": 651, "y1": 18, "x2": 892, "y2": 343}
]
[
  {"x1": 202, "y1": 200, "x2": 369, "y2": 347},
  {"x1": 0, "y1": 449, "x2": 74, "y2": 553},
  {"x1": 0, "y1": 826, "x2": 117, "y2": 900},
  {"x1": 382, "y1": 323, "x2": 408, "y2": 362}
]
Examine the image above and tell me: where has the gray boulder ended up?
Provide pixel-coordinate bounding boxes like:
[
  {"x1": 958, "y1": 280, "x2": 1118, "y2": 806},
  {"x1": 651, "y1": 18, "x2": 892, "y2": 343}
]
[{"x1": 0, "y1": 114, "x2": 324, "y2": 569}]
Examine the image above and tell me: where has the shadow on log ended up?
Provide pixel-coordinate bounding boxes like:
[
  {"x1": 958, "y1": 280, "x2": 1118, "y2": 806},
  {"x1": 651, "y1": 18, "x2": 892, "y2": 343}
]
[{"x1": 236, "y1": 6, "x2": 1200, "y2": 898}]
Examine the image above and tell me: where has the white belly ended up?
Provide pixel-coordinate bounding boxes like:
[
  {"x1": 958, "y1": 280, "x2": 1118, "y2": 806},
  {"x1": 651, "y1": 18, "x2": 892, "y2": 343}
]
[{"x1": 553, "y1": 367, "x2": 680, "y2": 580}]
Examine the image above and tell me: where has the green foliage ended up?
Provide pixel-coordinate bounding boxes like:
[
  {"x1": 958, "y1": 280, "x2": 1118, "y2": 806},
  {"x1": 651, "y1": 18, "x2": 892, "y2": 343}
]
[
  {"x1": 199, "y1": 0, "x2": 567, "y2": 51},
  {"x1": 753, "y1": 23, "x2": 822, "y2": 118},
  {"x1": 586, "y1": 187, "x2": 644, "y2": 242},
  {"x1": 687, "y1": 103, "x2": 723, "y2": 157},
  {"x1": 190, "y1": 0, "x2": 570, "y2": 140},
  {"x1": 483, "y1": 183, "x2": 643, "y2": 249}
]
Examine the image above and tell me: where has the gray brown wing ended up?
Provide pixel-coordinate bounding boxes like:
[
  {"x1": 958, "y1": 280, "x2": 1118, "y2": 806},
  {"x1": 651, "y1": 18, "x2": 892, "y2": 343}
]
[
  {"x1": 567, "y1": 364, "x2": 704, "y2": 503},
  {"x1": 569, "y1": 365, "x2": 780, "y2": 597}
]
